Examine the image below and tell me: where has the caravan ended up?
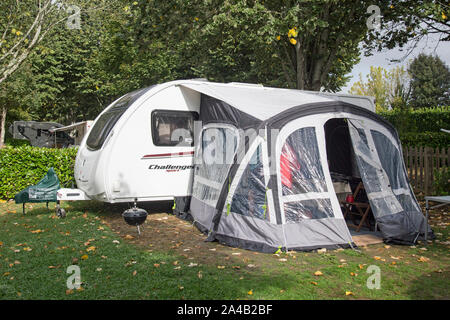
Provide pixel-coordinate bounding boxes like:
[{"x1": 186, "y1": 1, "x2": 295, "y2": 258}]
[
  {"x1": 58, "y1": 80, "x2": 375, "y2": 204},
  {"x1": 58, "y1": 79, "x2": 432, "y2": 249}
]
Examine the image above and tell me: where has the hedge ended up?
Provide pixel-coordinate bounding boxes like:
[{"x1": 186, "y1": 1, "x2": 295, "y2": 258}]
[
  {"x1": 5, "y1": 138, "x2": 30, "y2": 147},
  {"x1": 0, "y1": 146, "x2": 78, "y2": 200},
  {"x1": 379, "y1": 106, "x2": 450, "y2": 134},
  {"x1": 399, "y1": 131, "x2": 450, "y2": 149}
]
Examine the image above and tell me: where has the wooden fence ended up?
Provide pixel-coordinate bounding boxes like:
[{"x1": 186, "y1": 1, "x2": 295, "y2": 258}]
[{"x1": 402, "y1": 146, "x2": 449, "y2": 196}]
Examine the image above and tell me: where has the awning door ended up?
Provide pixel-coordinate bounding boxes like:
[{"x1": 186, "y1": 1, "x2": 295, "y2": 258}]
[{"x1": 348, "y1": 119, "x2": 404, "y2": 219}]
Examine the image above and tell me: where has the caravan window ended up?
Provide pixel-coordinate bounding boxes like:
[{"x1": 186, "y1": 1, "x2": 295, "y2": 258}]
[
  {"x1": 152, "y1": 110, "x2": 199, "y2": 147},
  {"x1": 87, "y1": 87, "x2": 151, "y2": 151}
]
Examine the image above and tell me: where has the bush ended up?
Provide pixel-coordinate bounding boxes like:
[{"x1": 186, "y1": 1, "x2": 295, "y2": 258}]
[
  {"x1": 399, "y1": 132, "x2": 450, "y2": 149},
  {"x1": 433, "y1": 168, "x2": 450, "y2": 196},
  {"x1": 5, "y1": 138, "x2": 30, "y2": 147},
  {"x1": 0, "y1": 146, "x2": 78, "y2": 200},
  {"x1": 379, "y1": 106, "x2": 450, "y2": 134}
]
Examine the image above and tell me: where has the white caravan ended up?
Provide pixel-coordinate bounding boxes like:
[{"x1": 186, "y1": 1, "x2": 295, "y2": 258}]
[{"x1": 57, "y1": 80, "x2": 375, "y2": 205}]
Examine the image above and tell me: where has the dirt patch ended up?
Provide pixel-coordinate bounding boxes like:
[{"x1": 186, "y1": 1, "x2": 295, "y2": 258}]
[
  {"x1": 98, "y1": 200, "x2": 448, "y2": 271},
  {"x1": 99, "y1": 201, "x2": 269, "y2": 269}
]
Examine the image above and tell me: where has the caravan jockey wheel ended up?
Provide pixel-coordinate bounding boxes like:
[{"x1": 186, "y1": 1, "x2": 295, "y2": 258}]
[{"x1": 57, "y1": 208, "x2": 66, "y2": 219}]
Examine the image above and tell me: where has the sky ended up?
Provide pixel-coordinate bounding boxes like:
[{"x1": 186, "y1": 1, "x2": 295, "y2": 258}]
[{"x1": 339, "y1": 33, "x2": 450, "y2": 93}]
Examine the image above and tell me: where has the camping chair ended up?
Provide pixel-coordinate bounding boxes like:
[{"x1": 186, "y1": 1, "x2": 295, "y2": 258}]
[{"x1": 341, "y1": 181, "x2": 373, "y2": 232}]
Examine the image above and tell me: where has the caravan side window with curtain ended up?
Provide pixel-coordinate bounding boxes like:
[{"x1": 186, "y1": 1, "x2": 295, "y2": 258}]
[{"x1": 151, "y1": 110, "x2": 199, "y2": 147}]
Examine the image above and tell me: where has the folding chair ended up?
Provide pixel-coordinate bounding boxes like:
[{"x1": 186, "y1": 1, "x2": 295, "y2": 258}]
[{"x1": 341, "y1": 182, "x2": 372, "y2": 232}]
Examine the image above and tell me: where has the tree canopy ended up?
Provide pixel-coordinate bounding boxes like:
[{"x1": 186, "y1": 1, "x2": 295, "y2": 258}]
[{"x1": 0, "y1": 0, "x2": 448, "y2": 147}]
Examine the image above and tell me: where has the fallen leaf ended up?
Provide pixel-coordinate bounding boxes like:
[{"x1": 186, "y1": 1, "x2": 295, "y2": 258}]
[
  {"x1": 373, "y1": 256, "x2": 381, "y2": 260},
  {"x1": 314, "y1": 271, "x2": 323, "y2": 276},
  {"x1": 153, "y1": 263, "x2": 160, "y2": 268},
  {"x1": 112, "y1": 240, "x2": 120, "y2": 244},
  {"x1": 418, "y1": 256, "x2": 430, "y2": 263},
  {"x1": 317, "y1": 248, "x2": 327, "y2": 254},
  {"x1": 217, "y1": 266, "x2": 225, "y2": 269},
  {"x1": 311, "y1": 281, "x2": 318, "y2": 286},
  {"x1": 30, "y1": 229, "x2": 43, "y2": 234},
  {"x1": 384, "y1": 245, "x2": 391, "y2": 249},
  {"x1": 86, "y1": 246, "x2": 96, "y2": 252},
  {"x1": 350, "y1": 272, "x2": 357, "y2": 277},
  {"x1": 23, "y1": 247, "x2": 32, "y2": 252},
  {"x1": 124, "y1": 235, "x2": 134, "y2": 240},
  {"x1": 66, "y1": 289, "x2": 73, "y2": 295},
  {"x1": 81, "y1": 255, "x2": 88, "y2": 260},
  {"x1": 345, "y1": 291, "x2": 354, "y2": 296},
  {"x1": 278, "y1": 258, "x2": 287, "y2": 262},
  {"x1": 197, "y1": 271, "x2": 203, "y2": 279},
  {"x1": 247, "y1": 290, "x2": 253, "y2": 295},
  {"x1": 132, "y1": 270, "x2": 137, "y2": 276}
]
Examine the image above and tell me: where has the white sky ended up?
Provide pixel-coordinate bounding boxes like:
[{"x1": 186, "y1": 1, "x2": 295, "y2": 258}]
[{"x1": 339, "y1": 33, "x2": 450, "y2": 93}]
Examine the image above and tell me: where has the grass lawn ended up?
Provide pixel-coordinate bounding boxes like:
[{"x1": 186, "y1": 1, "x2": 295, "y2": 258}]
[{"x1": 0, "y1": 200, "x2": 448, "y2": 300}]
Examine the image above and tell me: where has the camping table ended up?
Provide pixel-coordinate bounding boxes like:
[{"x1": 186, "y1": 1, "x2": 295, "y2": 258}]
[{"x1": 424, "y1": 196, "x2": 450, "y2": 244}]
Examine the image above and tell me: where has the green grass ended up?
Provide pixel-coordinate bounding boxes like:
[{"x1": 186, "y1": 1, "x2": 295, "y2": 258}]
[{"x1": 0, "y1": 201, "x2": 448, "y2": 300}]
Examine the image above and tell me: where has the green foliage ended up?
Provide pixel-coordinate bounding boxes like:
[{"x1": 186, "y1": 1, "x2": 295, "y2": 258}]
[
  {"x1": 408, "y1": 54, "x2": 450, "y2": 109},
  {"x1": 0, "y1": 146, "x2": 77, "y2": 200},
  {"x1": 349, "y1": 66, "x2": 411, "y2": 112},
  {"x1": 379, "y1": 106, "x2": 450, "y2": 134},
  {"x1": 4, "y1": 138, "x2": 30, "y2": 147},
  {"x1": 433, "y1": 168, "x2": 450, "y2": 196},
  {"x1": 399, "y1": 132, "x2": 450, "y2": 149}
]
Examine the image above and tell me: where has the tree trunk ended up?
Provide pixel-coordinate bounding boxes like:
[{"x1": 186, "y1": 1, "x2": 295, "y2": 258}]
[{"x1": 0, "y1": 106, "x2": 7, "y2": 148}]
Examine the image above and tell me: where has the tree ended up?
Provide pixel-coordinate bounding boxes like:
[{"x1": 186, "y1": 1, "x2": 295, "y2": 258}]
[
  {"x1": 349, "y1": 65, "x2": 411, "y2": 112},
  {"x1": 0, "y1": 0, "x2": 65, "y2": 85},
  {"x1": 408, "y1": 53, "x2": 450, "y2": 108},
  {"x1": 131, "y1": 0, "x2": 444, "y2": 92},
  {"x1": 180, "y1": 0, "x2": 369, "y2": 91},
  {"x1": 363, "y1": 0, "x2": 449, "y2": 61}
]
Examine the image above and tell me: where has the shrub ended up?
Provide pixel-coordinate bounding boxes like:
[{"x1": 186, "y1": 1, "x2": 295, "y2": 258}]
[
  {"x1": 433, "y1": 168, "x2": 450, "y2": 196},
  {"x1": 379, "y1": 106, "x2": 450, "y2": 134},
  {"x1": 5, "y1": 138, "x2": 30, "y2": 147},
  {"x1": 399, "y1": 132, "x2": 450, "y2": 149},
  {"x1": 0, "y1": 146, "x2": 78, "y2": 200}
]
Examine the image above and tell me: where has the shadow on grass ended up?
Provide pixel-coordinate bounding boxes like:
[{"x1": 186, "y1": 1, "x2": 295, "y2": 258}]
[{"x1": 406, "y1": 271, "x2": 449, "y2": 300}]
